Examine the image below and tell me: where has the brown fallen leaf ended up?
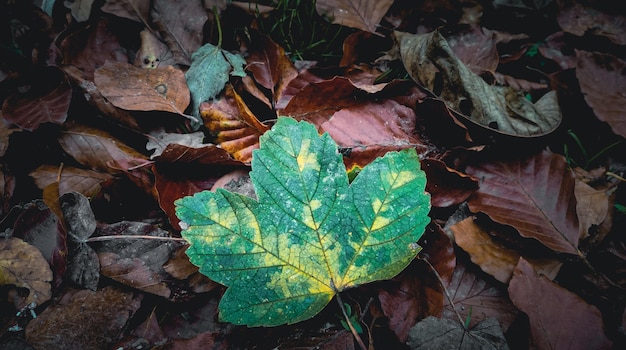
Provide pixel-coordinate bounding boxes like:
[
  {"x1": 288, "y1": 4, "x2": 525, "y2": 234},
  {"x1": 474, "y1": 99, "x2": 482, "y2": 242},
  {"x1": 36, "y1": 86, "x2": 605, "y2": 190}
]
[
  {"x1": 58, "y1": 123, "x2": 149, "y2": 174},
  {"x1": 406, "y1": 316, "x2": 509, "y2": 350},
  {"x1": 465, "y1": 149, "x2": 581, "y2": 255},
  {"x1": 30, "y1": 164, "x2": 114, "y2": 199},
  {"x1": 200, "y1": 84, "x2": 269, "y2": 164},
  {"x1": 422, "y1": 158, "x2": 478, "y2": 208},
  {"x1": 0, "y1": 237, "x2": 53, "y2": 308},
  {"x1": 575, "y1": 50, "x2": 626, "y2": 139},
  {"x1": 451, "y1": 217, "x2": 520, "y2": 284},
  {"x1": 146, "y1": 129, "x2": 240, "y2": 165},
  {"x1": 316, "y1": 0, "x2": 394, "y2": 33},
  {"x1": 556, "y1": 2, "x2": 626, "y2": 46},
  {"x1": 25, "y1": 286, "x2": 142, "y2": 349},
  {"x1": 508, "y1": 257, "x2": 613, "y2": 350},
  {"x1": 94, "y1": 61, "x2": 191, "y2": 118},
  {"x1": 442, "y1": 258, "x2": 518, "y2": 332},
  {"x1": 1, "y1": 66, "x2": 72, "y2": 132}
]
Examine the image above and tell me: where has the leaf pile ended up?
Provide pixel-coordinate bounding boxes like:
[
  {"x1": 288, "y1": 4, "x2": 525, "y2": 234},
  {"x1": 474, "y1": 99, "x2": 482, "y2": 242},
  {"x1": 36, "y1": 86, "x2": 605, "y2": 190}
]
[{"x1": 1, "y1": 0, "x2": 625, "y2": 349}]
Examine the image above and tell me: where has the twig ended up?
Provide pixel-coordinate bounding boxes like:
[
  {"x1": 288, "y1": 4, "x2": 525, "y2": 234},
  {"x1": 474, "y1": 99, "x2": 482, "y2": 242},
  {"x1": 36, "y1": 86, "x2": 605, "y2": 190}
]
[
  {"x1": 336, "y1": 293, "x2": 368, "y2": 350},
  {"x1": 87, "y1": 235, "x2": 187, "y2": 242}
]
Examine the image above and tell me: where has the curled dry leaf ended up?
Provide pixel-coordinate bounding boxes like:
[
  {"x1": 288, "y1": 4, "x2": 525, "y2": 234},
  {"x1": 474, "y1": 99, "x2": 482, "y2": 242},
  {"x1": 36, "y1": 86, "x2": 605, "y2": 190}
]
[
  {"x1": 94, "y1": 61, "x2": 191, "y2": 117},
  {"x1": 395, "y1": 29, "x2": 561, "y2": 138},
  {"x1": 200, "y1": 85, "x2": 269, "y2": 164},
  {"x1": 0, "y1": 237, "x2": 53, "y2": 308}
]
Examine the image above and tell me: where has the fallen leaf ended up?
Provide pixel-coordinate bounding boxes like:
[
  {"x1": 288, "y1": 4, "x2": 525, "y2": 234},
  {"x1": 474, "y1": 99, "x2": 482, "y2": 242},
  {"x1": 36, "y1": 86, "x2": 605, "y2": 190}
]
[
  {"x1": 146, "y1": 128, "x2": 240, "y2": 165},
  {"x1": 0, "y1": 237, "x2": 53, "y2": 308},
  {"x1": 61, "y1": 192, "x2": 99, "y2": 290},
  {"x1": 100, "y1": 0, "x2": 151, "y2": 24},
  {"x1": 94, "y1": 61, "x2": 191, "y2": 117},
  {"x1": 200, "y1": 85, "x2": 269, "y2": 164},
  {"x1": 151, "y1": 0, "x2": 208, "y2": 66},
  {"x1": 556, "y1": 2, "x2": 626, "y2": 46},
  {"x1": 442, "y1": 259, "x2": 517, "y2": 332},
  {"x1": 176, "y1": 117, "x2": 431, "y2": 326},
  {"x1": 465, "y1": 149, "x2": 581, "y2": 255},
  {"x1": 185, "y1": 43, "x2": 246, "y2": 118},
  {"x1": 134, "y1": 28, "x2": 176, "y2": 68},
  {"x1": 575, "y1": 50, "x2": 626, "y2": 139},
  {"x1": 1, "y1": 66, "x2": 72, "y2": 131},
  {"x1": 406, "y1": 316, "x2": 509, "y2": 350},
  {"x1": 451, "y1": 217, "x2": 520, "y2": 284},
  {"x1": 315, "y1": 0, "x2": 394, "y2": 33},
  {"x1": 395, "y1": 29, "x2": 561, "y2": 138},
  {"x1": 30, "y1": 164, "x2": 113, "y2": 198},
  {"x1": 508, "y1": 257, "x2": 613, "y2": 349},
  {"x1": 58, "y1": 124, "x2": 149, "y2": 174},
  {"x1": 422, "y1": 158, "x2": 478, "y2": 208},
  {"x1": 65, "y1": 0, "x2": 95, "y2": 22},
  {"x1": 25, "y1": 286, "x2": 142, "y2": 349},
  {"x1": 95, "y1": 221, "x2": 184, "y2": 299}
]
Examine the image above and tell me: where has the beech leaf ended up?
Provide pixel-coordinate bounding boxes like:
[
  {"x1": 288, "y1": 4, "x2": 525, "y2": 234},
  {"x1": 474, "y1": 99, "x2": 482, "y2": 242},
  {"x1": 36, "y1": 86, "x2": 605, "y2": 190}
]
[{"x1": 175, "y1": 117, "x2": 431, "y2": 326}]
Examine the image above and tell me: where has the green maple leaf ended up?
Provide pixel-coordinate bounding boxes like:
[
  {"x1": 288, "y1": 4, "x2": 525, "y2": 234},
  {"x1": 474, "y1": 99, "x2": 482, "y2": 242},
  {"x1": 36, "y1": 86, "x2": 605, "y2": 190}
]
[{"x1": 175, "y1": 117, "x2": 431, "y2": 326}]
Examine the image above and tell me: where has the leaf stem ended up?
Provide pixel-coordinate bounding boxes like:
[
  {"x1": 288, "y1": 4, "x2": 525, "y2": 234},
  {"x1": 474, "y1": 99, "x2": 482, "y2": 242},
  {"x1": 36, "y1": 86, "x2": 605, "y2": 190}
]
[
  {"x1": 336, "y1": 293, "x2": 368, "y2": 350},
  {"x1": 422, "y1": 257, "x2": 465, "y2": 327},
  {"x1": 213, "y1": 6, "x2": 222, "y2": 48},
  {"x1": 86, "y1": 235, "x2": 187, "y2": 243}
]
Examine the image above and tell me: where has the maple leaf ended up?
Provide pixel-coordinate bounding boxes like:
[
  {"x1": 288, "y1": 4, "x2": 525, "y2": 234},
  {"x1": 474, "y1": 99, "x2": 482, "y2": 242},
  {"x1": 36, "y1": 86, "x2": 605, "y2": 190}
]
[{"x1": 175, "y1": 117, "x2": 431, "y2": 326}]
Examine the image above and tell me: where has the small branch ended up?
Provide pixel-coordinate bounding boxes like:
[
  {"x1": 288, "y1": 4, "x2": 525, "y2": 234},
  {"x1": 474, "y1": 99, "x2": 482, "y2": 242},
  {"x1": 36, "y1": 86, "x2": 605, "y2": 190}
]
[
  {"x1": 87, "y1": 235, "x2": 187, "y2": 243},
  {"x1": 336, "y1": 293, "x2": 367, "y2": 350}
]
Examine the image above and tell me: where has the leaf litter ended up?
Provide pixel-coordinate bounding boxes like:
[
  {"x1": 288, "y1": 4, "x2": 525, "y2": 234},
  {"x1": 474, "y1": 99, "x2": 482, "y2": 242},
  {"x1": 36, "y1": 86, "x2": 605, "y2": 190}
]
[{"x1": 1, "y1": 0, "x2": 626, "y2": 349}]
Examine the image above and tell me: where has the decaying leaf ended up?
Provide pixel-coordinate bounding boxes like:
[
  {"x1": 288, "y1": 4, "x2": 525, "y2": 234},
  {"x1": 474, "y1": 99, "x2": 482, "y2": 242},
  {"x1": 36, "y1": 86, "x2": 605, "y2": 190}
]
[
  {"x1": 395, "y1": 29, "x2": 561, "y2": 138},
  {"x1": 146, "y1": 128, "x2": 240, "y2": 165},
  {"x1": 0, "y1": 237, "x2": 53, "y2": 308},
  {"x1": 30, "y1": 164, "x2": 113, "y2": 199},
  {"x1": 25, "y1": 286, "x2": 142, "y2": 349},
  {"x1": 176, "y1": 117, "x2": 431, "y2": 326}
]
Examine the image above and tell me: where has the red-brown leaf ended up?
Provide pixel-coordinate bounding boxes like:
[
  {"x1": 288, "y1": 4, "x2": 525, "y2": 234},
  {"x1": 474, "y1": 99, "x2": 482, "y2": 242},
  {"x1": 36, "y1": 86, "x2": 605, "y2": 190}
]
[
  {"x1": 465, "y1": 150, "x2": 581, "y2": 255},
  {"x1": 2, "y1": 66, "x2": 72, "y2": 131},
  {"x1": 508, "y1": 258, "x2": 613, "y2": 349},
  {"x1": 422, "y1": 158, "x2": 478, "y2": 208}
]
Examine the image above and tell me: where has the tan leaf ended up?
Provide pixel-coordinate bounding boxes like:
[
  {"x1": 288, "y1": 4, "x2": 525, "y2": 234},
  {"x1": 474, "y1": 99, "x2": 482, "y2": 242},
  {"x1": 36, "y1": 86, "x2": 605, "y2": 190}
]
[
  {"x1": 29, "y1": 164, "x2": 113, "y2": 198},
  {"x1": 316, "y1": 0, "x2": 394, "y2": 33},
  {"x1": 451, "y1": 217, "x2": 520, "y2": 284},
  {"x1": 94, "y1": 61, "x2": 190, "y2": 117},
  {"x1": 0, "y1": 238, "x2": 53, "y2": 307}
]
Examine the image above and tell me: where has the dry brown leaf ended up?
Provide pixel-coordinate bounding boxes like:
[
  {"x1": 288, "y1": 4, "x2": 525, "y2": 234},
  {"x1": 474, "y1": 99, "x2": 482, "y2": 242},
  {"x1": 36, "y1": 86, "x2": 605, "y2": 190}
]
[
  {"x1": 58, "y1": 124, "x2": 148, "y2": 174},
  {"x1": 576, "y1": 50, "x2": 626, "y2": 139},
  {"x1": 30, "y1": 164, "x2": 113, "y2": 198},
  {"x1": 200, "y1": 85, "x2": 269, "y2": 164},
  {"x1": 94, "y1": 61, "x2": 191, "y2": 117},
  {"x1": 465, "y1": 150, "x2": 581, "y2": 255},
  {"x1": 508, "y1": 258, "x2": 613, "y2": 349},
  {"x1": 316, "y1": 0, "x2": 394, "y2": 33},
  {"x1": 451, "y1": 217, "x2": 520, "y2": 284},
  {"x1": 0, "y1": 237, "x2": 53, "y2": 308}
]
